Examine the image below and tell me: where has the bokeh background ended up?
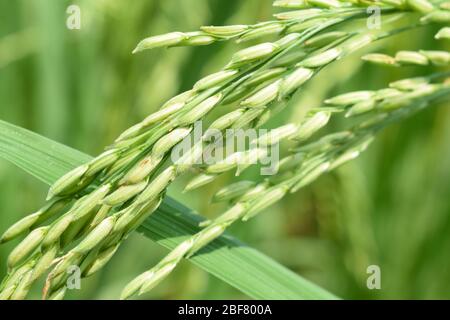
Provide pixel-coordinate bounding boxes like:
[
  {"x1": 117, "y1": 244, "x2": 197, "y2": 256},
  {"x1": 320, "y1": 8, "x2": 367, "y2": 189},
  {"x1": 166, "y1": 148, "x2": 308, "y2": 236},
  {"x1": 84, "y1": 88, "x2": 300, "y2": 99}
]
[{"x1": 1, "y1": 0, "x2": 450, "y2": 299}]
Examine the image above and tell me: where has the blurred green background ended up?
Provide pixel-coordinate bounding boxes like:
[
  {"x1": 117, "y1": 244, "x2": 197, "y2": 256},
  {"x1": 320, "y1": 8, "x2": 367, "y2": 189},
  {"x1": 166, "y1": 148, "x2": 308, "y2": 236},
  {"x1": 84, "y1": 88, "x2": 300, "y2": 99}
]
[{"x1": 1, "y1": 0, "x2": 450, "y2": 299}]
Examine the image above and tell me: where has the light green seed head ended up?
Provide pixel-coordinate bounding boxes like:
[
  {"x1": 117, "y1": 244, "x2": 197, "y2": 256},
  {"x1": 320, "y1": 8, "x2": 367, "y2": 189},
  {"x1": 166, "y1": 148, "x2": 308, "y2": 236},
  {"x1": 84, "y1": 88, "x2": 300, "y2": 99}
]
[
  {"x1": 187, "y1": 225, "x2": 227, "y2": 257},
  {"x1": 329, "y1": 136, "x2": 374, "y2": 170},
  {"x1": 322, "y1": 131, "x2": 353, "y2": 144},
  {"x1": 7, "y1": 227, "x2": 48, "y2": 270},
  {"x1": 290, "y1": 19, "x2": 331, "y2": 33},
  {"x1": 305, "y1": 31, "x2": 349, "y2": 48},
  {"x1": 238, "y1": 182, "x2": 269, "y2": 202},
  {"x1": 121, "y1": 271, "x2": 153, "y2": 300},
  {"x1": 87, "y1": 205, "x2": 111, "y2": 232},
  {"x1": 49, "y1": 251, "x2": 84, "y2": 280},
  {"x1": 114, "y1": 123, "x2": 144, "y2": 143},
  {"x1": 121, "y1": 155, "x2": 164, "y2": 185},
  {"x1": 213, "y1": 181, "x2": 257, "y2": 203},
  {"x1": 277, "y1": 153, "x2": 304, "y2": 173},
  {"x1": 206, "y1": 153, "x2": 242, "y2": 174},
  {"x1": 244, "y1": 186, "x2": 288, "y2": 220},
  {"x1": 292, "y1": 131, "x2": 352, "y2": 153},
  {"x1": 329, "y1": 150, "x2": 360, "y2": 171},
  {"x1": 272, "y1": 0, "x2": 308, "y2": 8},
  {"x1": 395, "y1": 51, "x2": 429, "y2": 65},
  {"x1": 200, "y1": 25, "x2": 249, "y2": 37},
  {"x1": 34, "y1": 198, "x2": 71, "y2": 226},
  {"x1": 10, "y1": 270, "x2": 33, "y2": 300},
  {"x1": 325, "y1": 91, "x2": 375, "y2": 105},
  {"x1": 280, "y1": 67, "x2": 314, "y2": 97},
  {"x1": 290, "y1": 111, "x2": 331, "y2": 141},
  {"x1": 184, "y1": 173, "x2": 217, "y2": 192},
  {"x1": 160, "y1": 90, "x2": 194, "y2": 110},
  {"x1": 112, "y1": 203, "x2": 145, "y2": 234},
  {"x1": 31, "y1": 245, "x2": 59, "y2": 281},
  {"x1": 241, "y1": 80, "x2": 281, "y2": 108},
  {"x1": 245, "y1": 67, "x2": 287, "y2": 88},
  {"x1": 403, "y1": 84, "x2": 437, "y2": 99},
  {"x1": 211, "y1": 203, "x2": 248, "y2": 226},
  {"x1": 435, "y1": 27, "x2": 450, "y2": 40},
  {"x1": 238, "y1": 23, "x2": 285, "y2": 43},
  {"x1": 420, "y1": 10, "x2": 450, "y2": 23},
  {"x1": 123, "y1": 197, "x2": 163, "y2": 235},
  {"x1": 152, "y1": 127, "x2": 192, "y2": 157},
  {"x1": 236, "y1": 149, "x2": 268, "y2": 175},
  {"x1": 362, "y1": 53, "x2": 398, "y2": 66},
  {"x1": 255, "y1": 101, "x2": 288, "y2": 127},
  {"x1": 341, "y1": 34, "x2": 375, "y2": 53},
  {"x1": 60, "y1": 207, "x2": 96, "y2": 248},
  {"x1": 163, "y1": 239, "x2": 194, "y2": 263},
  {"x1": 354, "y1": 135, "x2": 375, "y2": 153},
  {"x1": 139, "y1": 263, "x2": 178, "y2": 295},
  {"x1": 378, "y1": 97, "x2": 413, "y2": 111},
  {"x1": 291, "y1": 162, "x2": 330, "y2": 192},
  {"x1": 103, "y1": 180, "x2": 148, "y2": 206},
  {"x1": 132, "y1": 32, "x2": 186, "y2": 53},
  {"x1": 406, "y1": 0, "x2": 435, "y2": 13},
  {"x1": 86, "y1": 149, "x2": 120, "y2": 177},
  {"x1": 358, "y1": 113, "x2": 389, "y2": 129},
  {"x1": 374, "y1": 88, "x2": 402, "y2": 100},
  {"x1": 47, "y1": 164, "x2": 89, "y2": 200},
  {"x1": 274, "y1": 49, "x2": 308, "y2": 67},
  {"x1": 73, "y1": 216, "x2": 116, "y2": 254},
  {"x1": 181, "y1": 32, "x2": 216, "y2": 46},
  {"x1": 275, "y1": 9, "x2": 323, "y2": 21},
  {"x1": 176, "y1": 94, "x2": 222, "y2": 126},
  {"x1": 106, "y1": 148, "x2": 141, "y2": 176},
  {"x1": 135, "y1": 167, "x2": 177, "y2": 204},
  {"x1": 72, "y1": 184, "x2": 111, "y2": 220},
  {"x1": 0, "y1": 284, "x2": 16, "y2": 300},
  {"x1": 141, "y1": 102, "x2": 185, "y2": 128},
  {"x1": 48, "y1": 286, "x2": 67, "y2": 300},
  {"x1": 382, "y1": 0, "x2": 407, "y2": 7},
  {"x1": 274, "y1": 33, "x2": 302, "y2": 49},
  {"x1": 207, "y1": 109, "x2": 245, "y2": 132},
  {"x1": 300, "y1": 47, "x2": 342, "y2": 68},
  {"x1": 83, "y1": 243, "x2": 120, "y2": 278},
  {"x1": 229, "y1": 43, "x2": 279, "y2": 67},
  {"x1": 389, "y1": 77, "x2": 429, "y2": 91},
  {"x1": 0, "y1": 213, "x2": 40, "y2": 244},
  {"x1": 257, "y1": 123, "x2": 299, "y2": 146},
  {"x1": 231, "y1": 108, "x2": 266, "y2": 129},
  {"x1": 1, "y1": 260, "x2": 35, "y2": 295},
  {"x1": 308, "y1": 0, "x2": 342, "y2": 8},
  {"x1": 419, "y1": 50, "x2": 450, "y2": 66},
  {"x1": 42, "y1": 213, "x2": 74, "y2": 248},
  {"x1": 345, "y1": 99, "x2": 376, "y2": 117},
  {"x1": 173, "y1": 142, "x2": 203, "y2": 172},
  {"x1": 221, "y1": 85, "x2": 252, "y2": 105},
  {"x1": 194, "y1": 70, "x2": 238, "y2": 92}
]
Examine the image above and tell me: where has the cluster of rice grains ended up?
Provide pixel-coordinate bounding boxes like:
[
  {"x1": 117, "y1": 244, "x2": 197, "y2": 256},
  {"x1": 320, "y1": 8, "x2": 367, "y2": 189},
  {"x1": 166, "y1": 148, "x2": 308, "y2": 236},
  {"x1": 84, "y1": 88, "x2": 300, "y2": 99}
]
[{"x1": 1, "y1": 0, "x2": 449, "y2": 299}]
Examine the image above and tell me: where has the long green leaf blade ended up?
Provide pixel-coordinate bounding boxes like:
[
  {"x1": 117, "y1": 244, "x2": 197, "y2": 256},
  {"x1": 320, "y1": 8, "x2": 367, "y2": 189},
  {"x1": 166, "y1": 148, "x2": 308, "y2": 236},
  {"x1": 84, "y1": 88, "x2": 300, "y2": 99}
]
[{"x1": 0, "y1": 119, "x2": 338, "y2": 300}]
